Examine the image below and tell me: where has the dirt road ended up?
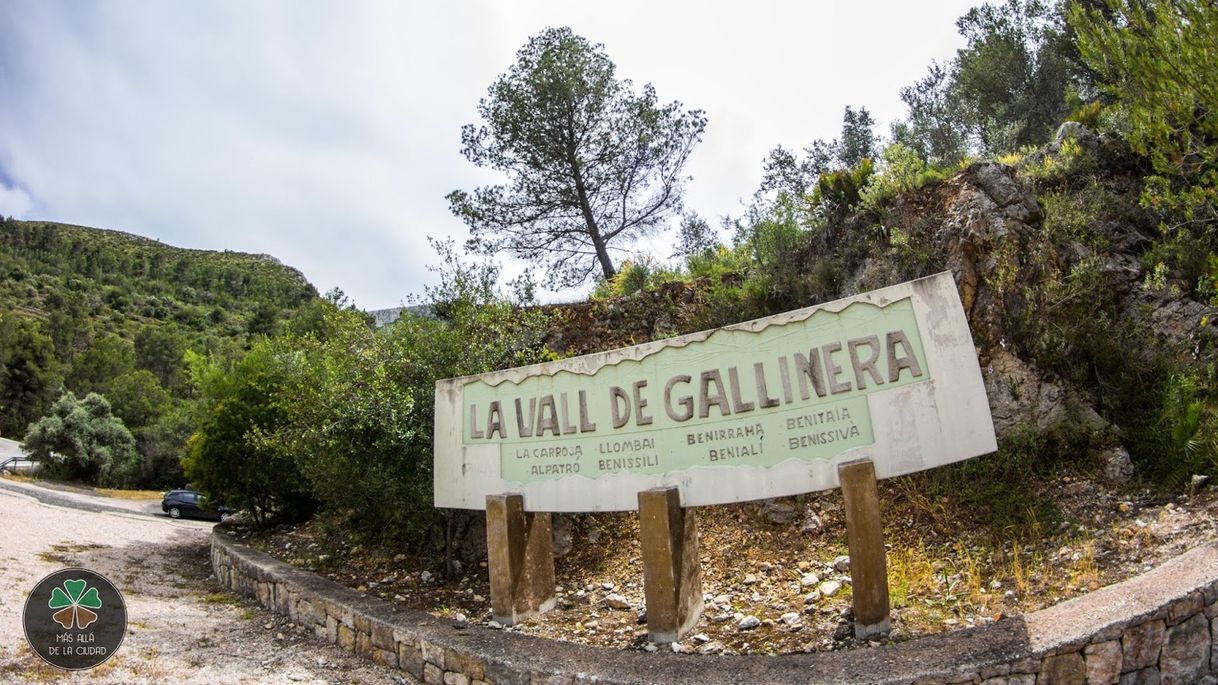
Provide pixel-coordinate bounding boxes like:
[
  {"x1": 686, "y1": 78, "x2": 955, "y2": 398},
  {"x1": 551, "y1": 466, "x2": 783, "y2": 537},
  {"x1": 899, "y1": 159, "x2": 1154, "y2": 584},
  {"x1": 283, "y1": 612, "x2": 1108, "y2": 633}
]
[{"x1": 0, "y1": 478, "x2": 413, "y2": 684}]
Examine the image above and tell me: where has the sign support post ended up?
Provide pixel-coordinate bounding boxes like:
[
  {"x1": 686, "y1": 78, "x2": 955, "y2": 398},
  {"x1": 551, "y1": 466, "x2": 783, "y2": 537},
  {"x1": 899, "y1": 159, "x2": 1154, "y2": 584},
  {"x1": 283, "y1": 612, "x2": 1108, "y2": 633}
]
[
  {"x1": 838, "y1": 458, "x2": 890, "y2": 639},
  {"x1": 485, "y1": 493, "x2": 556, "y2": 626},
  {"x1": 638, "y1": 486, "x2": 703, "y2": 644}
]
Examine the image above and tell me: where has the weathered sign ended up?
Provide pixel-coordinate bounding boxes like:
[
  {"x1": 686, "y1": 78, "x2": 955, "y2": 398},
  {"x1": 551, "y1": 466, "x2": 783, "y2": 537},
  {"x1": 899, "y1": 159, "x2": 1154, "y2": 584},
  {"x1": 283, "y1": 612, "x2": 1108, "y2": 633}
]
[{"x1": 434, "y1": 271, "x2": 996, "y2": 512}]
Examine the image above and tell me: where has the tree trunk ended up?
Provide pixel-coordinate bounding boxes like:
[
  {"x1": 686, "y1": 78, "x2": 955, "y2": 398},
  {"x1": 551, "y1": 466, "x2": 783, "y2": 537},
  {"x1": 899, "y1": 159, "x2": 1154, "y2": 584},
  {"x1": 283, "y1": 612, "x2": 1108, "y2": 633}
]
[{"x1": 568, "y1": 146, "x2": 616, "y2": 279}]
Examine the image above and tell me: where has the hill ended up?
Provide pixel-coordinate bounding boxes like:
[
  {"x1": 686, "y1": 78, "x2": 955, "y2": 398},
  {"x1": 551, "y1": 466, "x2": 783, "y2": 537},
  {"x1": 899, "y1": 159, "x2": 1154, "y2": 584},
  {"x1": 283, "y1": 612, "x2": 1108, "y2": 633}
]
[
  {"x1": 0, "y1": 218, "x2": 319, "y2": 482},
  {"x1": 0, "y1": 219, "x2": 316, "y2": 340}
]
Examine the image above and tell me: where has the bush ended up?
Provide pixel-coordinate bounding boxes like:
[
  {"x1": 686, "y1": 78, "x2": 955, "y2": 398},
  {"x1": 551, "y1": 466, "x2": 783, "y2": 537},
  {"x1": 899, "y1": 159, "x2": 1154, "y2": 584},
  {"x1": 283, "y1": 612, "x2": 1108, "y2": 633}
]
[
  {"x1": 182, "y1": 344, "x2": 315, "y2": 526},
  {"x1": 23, "y1": 392, "x2": 140, "y2": 487}
]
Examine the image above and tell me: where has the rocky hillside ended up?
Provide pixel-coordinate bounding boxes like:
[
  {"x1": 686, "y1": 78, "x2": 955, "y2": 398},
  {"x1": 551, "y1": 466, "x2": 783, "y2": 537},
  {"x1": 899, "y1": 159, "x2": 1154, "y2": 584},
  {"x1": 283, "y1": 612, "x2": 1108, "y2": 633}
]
[{"x1": 547, "y1": 124, "x2": 1214, "y2": 488}]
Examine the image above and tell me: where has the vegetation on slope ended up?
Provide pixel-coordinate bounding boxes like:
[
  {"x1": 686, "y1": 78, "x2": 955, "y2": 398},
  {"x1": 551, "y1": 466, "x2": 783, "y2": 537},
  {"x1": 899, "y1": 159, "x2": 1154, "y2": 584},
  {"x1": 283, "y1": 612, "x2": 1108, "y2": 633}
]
[{"x1": 0, "y1": 218, "x2": 318, "y2": 486}]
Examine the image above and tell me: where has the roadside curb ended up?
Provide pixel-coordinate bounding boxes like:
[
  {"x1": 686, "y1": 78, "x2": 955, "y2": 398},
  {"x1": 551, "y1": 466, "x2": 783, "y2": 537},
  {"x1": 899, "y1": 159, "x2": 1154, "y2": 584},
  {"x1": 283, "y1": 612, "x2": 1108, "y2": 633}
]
[{"x1": 212, "y1": 529, "x2": 1218, "y2": 684}]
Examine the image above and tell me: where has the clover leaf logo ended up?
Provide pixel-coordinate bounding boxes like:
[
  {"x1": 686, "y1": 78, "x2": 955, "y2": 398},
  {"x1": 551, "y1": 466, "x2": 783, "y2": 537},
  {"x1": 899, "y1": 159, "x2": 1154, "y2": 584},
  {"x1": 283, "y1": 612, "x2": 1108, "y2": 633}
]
[{"x1": 48, "y1": 578, "x2": 102, "y2": 630}]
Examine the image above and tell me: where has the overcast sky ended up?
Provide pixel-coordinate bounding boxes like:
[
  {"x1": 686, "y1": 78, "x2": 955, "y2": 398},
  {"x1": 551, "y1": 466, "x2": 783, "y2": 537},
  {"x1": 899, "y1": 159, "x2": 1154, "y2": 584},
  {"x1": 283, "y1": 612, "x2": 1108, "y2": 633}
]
[{"x1": 0, "y1": 1, "x2": 980, "y2": 310}]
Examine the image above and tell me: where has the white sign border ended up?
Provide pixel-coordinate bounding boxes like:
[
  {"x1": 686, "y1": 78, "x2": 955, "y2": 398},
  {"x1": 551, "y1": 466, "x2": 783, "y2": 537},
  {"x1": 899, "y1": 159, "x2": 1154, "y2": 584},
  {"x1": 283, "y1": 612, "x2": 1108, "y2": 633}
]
[{"x1": 434, "y1": 272, "x2": 996, "y2": 512}]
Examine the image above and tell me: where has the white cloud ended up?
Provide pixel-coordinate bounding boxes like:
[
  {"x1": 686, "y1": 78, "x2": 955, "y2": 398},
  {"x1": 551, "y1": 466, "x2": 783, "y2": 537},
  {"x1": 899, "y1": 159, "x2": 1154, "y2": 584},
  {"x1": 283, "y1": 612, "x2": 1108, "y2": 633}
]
[
  {"x1": 0, "y1": 0, "x2": 977, "y2": 308},
  {"x1": 0, "y1": 183, "x2": 34, "y2": 219}
]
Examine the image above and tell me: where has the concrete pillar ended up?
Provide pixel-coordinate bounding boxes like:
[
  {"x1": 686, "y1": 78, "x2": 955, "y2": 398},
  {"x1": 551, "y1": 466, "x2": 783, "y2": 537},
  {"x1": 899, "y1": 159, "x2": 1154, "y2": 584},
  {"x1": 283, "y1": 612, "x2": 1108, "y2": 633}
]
[
  {"x1": 638, "y1": 486, "x2": 703, "y2": 643},
  {"x1": 839, "y1": 458, "x2": 891, "y2": 639},
  {"x1": 485, "y1": 493, "x2": 555, "y2": 625}
]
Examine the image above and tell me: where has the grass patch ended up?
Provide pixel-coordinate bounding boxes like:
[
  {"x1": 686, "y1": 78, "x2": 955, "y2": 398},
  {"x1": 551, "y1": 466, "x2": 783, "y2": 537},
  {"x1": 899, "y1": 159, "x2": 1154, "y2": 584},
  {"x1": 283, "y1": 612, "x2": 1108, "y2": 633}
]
[
  {"x1": 200, "y1": 592, "x2": 242, "y2": 606},
  {"x1": 36, "y1": 542, "x2": 105, "y2": 564},
  {"x1": 94, "y1": 487, "x2": 164, "y2": 500}
]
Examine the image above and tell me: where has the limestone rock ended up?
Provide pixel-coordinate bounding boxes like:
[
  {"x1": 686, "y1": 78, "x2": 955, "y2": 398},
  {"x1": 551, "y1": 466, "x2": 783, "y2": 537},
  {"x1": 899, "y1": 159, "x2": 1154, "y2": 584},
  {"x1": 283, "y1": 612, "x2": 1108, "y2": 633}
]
[
  {"x1": 1102, "y1": 446, "x2": 1135, "y2": 483},
  {"x1": 603, "y1": 593, "x2": 631, "y2": 610},
  {"x1": 984, "y1": 350, "x2": 1104, "y2": 435},
  {"x1": 737, "y1": 615, "x2": 760, "y2": 631},
  {"x1": 551, "y1": 514, "x2": 575, "y2": 557},
  {"x1": 1084, "y1": 640, "x2": 1122, "y2": 685},
  {"x1": 1038, "y1": 651, "x2": 1085, "y2": 684},
  {"x1": 800, "y1": 513, "x2": 823, "y2": 534},
  {"x1": 1119, "y1": 667, "x2": 1162, "y2": 685},
  {"x1": 1122, "y1": 620, "x2": 1165, "y2": 671},
  {"x1": 759, "y1": 499, "x2": 797, "y2": 525},
  {"x1": 1159, "y1": 613, "x2": 1208, "y2": 685},
  {"x1": 1052, "y1": 121, "x2": 1101, "y2": 153}
]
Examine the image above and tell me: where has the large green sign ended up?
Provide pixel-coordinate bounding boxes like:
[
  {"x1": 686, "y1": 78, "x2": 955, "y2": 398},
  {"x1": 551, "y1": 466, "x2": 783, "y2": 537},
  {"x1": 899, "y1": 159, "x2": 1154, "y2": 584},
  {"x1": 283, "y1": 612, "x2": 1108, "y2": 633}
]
[
  {"x1": 433, "y1": 272, "x2": 996, "y2": 512},
  {"x1": 462, "y1": 299, "x2": 928, "y2": 483}
]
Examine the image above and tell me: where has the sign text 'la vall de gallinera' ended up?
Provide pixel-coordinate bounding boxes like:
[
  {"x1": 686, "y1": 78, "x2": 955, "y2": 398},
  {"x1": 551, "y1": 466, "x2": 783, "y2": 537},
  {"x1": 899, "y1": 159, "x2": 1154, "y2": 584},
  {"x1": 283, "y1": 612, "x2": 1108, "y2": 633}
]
[{"x1": 433, "y1": 272, "x2": 997, "y2": 513}]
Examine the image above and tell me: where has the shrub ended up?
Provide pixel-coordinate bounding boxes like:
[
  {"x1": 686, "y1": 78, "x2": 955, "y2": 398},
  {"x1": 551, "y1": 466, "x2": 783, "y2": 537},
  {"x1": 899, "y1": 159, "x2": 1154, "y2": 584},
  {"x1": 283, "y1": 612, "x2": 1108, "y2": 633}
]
[
  {"x1": 23, "y1": 392, "x2": 140, "y2": 487},
  {"x1": 182, "y1": 344, "x2": 315, "y2": 526}
]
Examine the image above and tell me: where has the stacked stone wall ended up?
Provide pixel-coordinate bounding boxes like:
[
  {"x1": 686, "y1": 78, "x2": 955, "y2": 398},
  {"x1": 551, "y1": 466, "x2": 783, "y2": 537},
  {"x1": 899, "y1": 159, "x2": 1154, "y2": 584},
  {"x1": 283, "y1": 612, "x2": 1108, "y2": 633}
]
[{"x1": 212, "y1": 530, "x2": 1218, "y2": 684}]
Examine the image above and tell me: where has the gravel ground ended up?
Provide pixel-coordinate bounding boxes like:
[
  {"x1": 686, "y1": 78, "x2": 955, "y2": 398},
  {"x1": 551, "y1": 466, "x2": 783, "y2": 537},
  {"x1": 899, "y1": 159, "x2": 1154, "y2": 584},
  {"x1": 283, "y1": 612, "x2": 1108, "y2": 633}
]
[{"x1": 0, "y1": 478, "x2": 414, "y2": 684}]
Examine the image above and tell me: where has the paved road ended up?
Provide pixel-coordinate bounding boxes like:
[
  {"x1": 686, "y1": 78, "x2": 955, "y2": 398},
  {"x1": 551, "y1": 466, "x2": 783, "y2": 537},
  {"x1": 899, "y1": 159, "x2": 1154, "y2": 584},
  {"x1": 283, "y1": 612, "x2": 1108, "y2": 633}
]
[
  {"x1": 0, "y1": 477, "x2": 161, "y2": 516},
  {"x1": 0, "y1": 436, "x2": 27, "y2": 463}
]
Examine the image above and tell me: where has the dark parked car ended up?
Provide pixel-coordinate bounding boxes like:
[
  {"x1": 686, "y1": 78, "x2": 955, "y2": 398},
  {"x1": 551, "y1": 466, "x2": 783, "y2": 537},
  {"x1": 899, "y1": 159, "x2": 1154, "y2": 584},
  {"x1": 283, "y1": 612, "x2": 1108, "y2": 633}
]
[{"x1": 161, "y1": 490, "x2": 233, "y2": 521}]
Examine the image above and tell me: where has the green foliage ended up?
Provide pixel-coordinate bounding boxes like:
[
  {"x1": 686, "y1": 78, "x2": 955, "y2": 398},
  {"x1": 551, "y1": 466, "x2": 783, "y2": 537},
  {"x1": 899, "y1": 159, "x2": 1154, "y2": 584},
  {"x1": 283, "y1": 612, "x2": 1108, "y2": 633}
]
[
  {"x1": 0, "y1": 218, "x2": 319, "y2": 487},
  {"x1": 0, "y1": 315, "x2": 59, "y2": 436},
  {"x1": 185, "y1": 241, "x2": 552, "y2": 541},
  {"x1": 592, "y1": 258, "x2": 668, "y2": 299},
  {"x1": 183, "y1": 344, "x2": 315, "y2": 527},
  {"x1": 65, "y1": 334, "x2": 135, "y2": 395},
  {"x1": 1071, "y1": 0, "x2": 1218, "y2": 222},
  {"x1": 911, "y1": 421, "x2": 1104, "y2": 539},
  {"x1": 135, "y1": 405, "x2": 193, "y2": 489},
  {"x1": 134, "y1": 324, "x2": 188, "y2": 392},
  {"x1": 448, "y1": 27, "x2": 707, "y2": 286},
  {"x1": 0, "y1": 220, "x2": 316, "y2": 337},
  {"x1": 757, "y1": 106, "x2": 879, "y2": 203},
  {"x1": 1067, "y1": 100, "x2": 1103, "y2": 128},
  {"x1": 672, "y1": 212, "x2": 719, "y2": 262},
  {"x1": 106, "y1": 370, "x2": 172, "y2": 430},
  {"x1": 893, "y1": 63, "x2": 971, "y2": 166},
  {"x1": 257, "y1": 306, "x2": 429, "y2": 537},
  {"x1": 22, "y1": 392, "x2": 139, "y2": 487},
  {"x1": 837, "y1": 106, "x2": 879, "y2": 169},
  {"x1": 812, "y1": 158, "x2": 875, "y2": 224},
  {"x1": 1020, "y1": 135, "x2": 1093, "y2": 182},
  {"x1": 860, "y1": 143, "x2": 934, "y2": 211},
  {"x1": 1151, "y1": 372, "x2": 1218, "y2": 484},
  {"x1": 895, "y1": 0, "x2": 1092, "y2": 162}
]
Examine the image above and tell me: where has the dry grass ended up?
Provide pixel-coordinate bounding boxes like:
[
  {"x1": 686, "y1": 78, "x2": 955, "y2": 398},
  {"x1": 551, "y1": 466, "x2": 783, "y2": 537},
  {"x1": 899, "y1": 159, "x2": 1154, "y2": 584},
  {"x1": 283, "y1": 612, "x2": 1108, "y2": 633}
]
[
  {"x1": 35, "y1": 542, "x2": 105, "y2": 565},
  {"x1": 241, "y1": 471, "x2": 1218, "y2": 655},
  {"x1": 94, "y1": 487, "x2": 164, "y2": 500}
]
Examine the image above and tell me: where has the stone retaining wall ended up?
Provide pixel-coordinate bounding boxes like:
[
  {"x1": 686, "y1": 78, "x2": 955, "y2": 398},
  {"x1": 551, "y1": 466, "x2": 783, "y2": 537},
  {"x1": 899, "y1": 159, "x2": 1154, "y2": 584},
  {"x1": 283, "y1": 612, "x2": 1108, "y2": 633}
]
[{"x1": 212, "y1": 530, "x2": 1218, "y2": 684}]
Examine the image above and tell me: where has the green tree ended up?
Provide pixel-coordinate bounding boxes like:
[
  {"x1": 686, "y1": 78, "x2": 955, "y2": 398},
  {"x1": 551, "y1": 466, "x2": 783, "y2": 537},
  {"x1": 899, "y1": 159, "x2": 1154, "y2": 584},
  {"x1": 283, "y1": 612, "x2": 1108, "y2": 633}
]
[
  {"x1": 893, "y1": 63, "x2": 971, "y2": 165},
  {"x1": 838, "y1": 106, "x2": 878, "y2": 169},
  {"x1": 106, "y1": 370, "x2": 171, "y2": 430},
  {"x1": 137, "y1": 405, "x2": 193, "y2": 488},
  {"x1": 65, "y1": 334, "x2": 136, "y2": 396},
  {"x1": 134, "y1": 324, "x2": 188, "y2": 391},
  {"x1": 672, "y1": 212, "x2": 719, "y2": 262},
  {"x1": 0, "y1": 317, "x2": 59, "y2": 436},
  {"x1": 895, "y1": 0, "x2": 1091, "y2": 160},
  {"x1": 1070, "y1": 0, "x2": 1218, "y2": 220},
  {"x1": 261, "y1": 244, "x2": 551, "y2": 560},
  {"x1": 183, "y1": 344, "x2": 314, "y2": 527},
  {"x1": 448, "y1": 27, "x2": 707, "y2": 286},
  {"x1": 22, "y1": 392, "x2": 139, "y2": 486}
]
